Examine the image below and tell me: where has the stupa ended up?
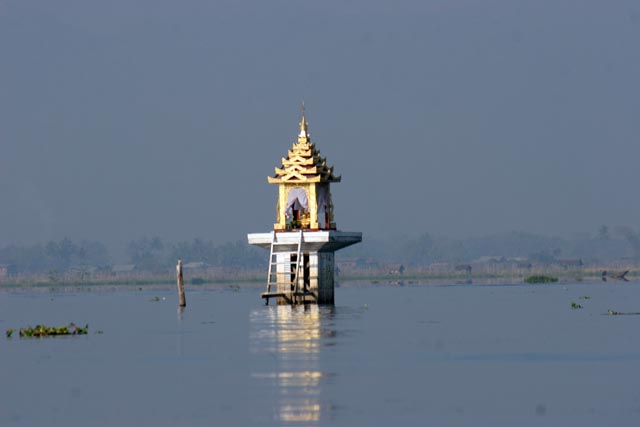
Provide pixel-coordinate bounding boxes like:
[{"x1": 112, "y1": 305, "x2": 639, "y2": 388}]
[{"x1": 247, "y1": 105, "x2": 362, "y2": 305}]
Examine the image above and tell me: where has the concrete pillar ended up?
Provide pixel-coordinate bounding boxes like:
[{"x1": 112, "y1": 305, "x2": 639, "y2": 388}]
[{"x1": 309, "y1": 252, "x2": 335, "y2": 305}]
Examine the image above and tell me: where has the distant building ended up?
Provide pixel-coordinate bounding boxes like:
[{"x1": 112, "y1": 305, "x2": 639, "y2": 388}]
[
  {"x1": 386, "y1": 264, "x2": 405, "y2": 276},
  {"x1": 428, "y1": 262, "x2": 452, "y2": 274},
  {"x1": 183, "y1": 262, "x2": 209, "y2": 271},
  {"x1": 338, "y1": 258, "x2": 379, "y2": 271},
  {"x1": 473, "y1": 256, "x2": 507, "y2": 264},
  {"x1": 0, "y1": 264, "x2": 17, "y2": 278},
  {"x1": 454, "y1": 264, "x2": 472, "y2": 274},
  {"x1": 68, "y1": 265, "x2": 99, "y2": 274},
  {"x1": 556, "y1": 259, "x2": 584, "y2": 269},
  {"x1": 111, "y1": 264, "x2": 137, "y2": 275}
]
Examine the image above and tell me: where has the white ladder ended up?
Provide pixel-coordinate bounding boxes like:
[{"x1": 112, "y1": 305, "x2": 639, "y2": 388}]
[{"x1": 261, "y1": 230, "x2": 303, "y2": 305}]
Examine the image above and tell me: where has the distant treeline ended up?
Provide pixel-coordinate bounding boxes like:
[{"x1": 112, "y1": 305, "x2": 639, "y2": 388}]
[
  {"x1": 338, "y1": 225, "x2": 640, "y2": 267},
  {"x1": 0, "y1": 237, "x2": 265, "y2": 275},
  {"x1": 1, "y1": 225, "x2": 640, "y2": 275},
  {"x1": 126, "y1": 237, "x2": 264, "y2": 272},
  {"x1": 0, "y1": 238, "x2": 111, "y2": 274}
]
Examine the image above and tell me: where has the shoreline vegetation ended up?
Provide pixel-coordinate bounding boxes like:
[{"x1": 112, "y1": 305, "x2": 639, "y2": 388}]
[
  {"x1": 3, "y1": 230, "x2": 640, "y2": 291},
  {"x1": 0, "y1": 266, "x2": 636, "y2": 291}
]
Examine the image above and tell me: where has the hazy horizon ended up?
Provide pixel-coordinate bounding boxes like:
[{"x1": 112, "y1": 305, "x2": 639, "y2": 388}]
[{"x1": 2, "y1": 0, "x2": 639, "y2": 251}]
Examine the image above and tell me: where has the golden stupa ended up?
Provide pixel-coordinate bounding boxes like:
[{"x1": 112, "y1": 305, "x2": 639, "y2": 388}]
[{"x1": 269, "y1": 104, "x2": 339, "y2": 231}]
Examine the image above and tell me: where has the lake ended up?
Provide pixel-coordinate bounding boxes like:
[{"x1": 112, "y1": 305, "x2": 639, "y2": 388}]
[{"x1": 1, "y1": 280, "x2": 639, "y2": 426}]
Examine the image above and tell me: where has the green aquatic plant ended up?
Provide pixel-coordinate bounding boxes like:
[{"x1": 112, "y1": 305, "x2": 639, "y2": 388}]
[
  {"x1": 571, "y1": 302, "x2": 583, "y2": 309},
  {"x1": 15, "y1": 323, "x2": 88, "y2": 337},
  {"x1": 605, "y1": 309, "x2": 640, "y2": 315},
  {"x1": 525, "y1": 275, "x2": 559, "y2": 284},
  {"x1": 6, "y1": 328, "x2": 14, "y2": 338},
  {"x1": 149, "y1": 296, "x2": 161, "y2": 302}
]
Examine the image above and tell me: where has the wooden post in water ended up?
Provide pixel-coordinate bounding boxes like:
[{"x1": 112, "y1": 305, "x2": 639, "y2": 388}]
[{"x1": 176, "y1": 258, "x2": 186, "y2": 307}]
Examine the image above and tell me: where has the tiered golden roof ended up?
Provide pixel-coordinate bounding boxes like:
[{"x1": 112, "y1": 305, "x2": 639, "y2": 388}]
[{"x1": 267, "y1": 106, "x2": 341, "y2": 184}]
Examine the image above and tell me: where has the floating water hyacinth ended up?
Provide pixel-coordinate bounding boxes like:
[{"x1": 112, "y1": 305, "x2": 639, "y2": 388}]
[
  {"x1": 525, "y1": 275, "x2": 559, "y2": 284},
  {"x1": 606, "y1": 309, "x2": 640, "y2": 316},
  {"x1": 570, "y1": 302, "x2": 583, "y2": 309},
  {"x1": 6, "y1": 323, "x2": 89, "y2": 338}
]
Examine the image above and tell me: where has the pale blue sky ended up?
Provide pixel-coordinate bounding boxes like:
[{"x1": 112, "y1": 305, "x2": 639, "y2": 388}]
[{"x1": 1, "y1": 0, "x2": 639, "y2": 251}]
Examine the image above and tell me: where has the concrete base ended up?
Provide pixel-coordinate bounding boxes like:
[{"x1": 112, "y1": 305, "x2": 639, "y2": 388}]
[
  {"x1": 247, "y1": 230, "x2": 362, "y2": 253},
  {"x1": 248, "y1": 230, "x2": 362, "y2": 305}
]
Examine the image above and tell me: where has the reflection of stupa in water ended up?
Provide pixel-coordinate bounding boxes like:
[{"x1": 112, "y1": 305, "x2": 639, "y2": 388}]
[
  {"x1": 250, "y1": 305, "x2": 330, "y2": 424},
  {"x1": 248, "y1": 105, "x2": 362, "y2": 305}
]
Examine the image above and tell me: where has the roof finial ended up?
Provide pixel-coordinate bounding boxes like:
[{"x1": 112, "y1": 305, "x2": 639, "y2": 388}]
[{"x1": 298, "y1": 101, "x2": 308, "y2": 139}]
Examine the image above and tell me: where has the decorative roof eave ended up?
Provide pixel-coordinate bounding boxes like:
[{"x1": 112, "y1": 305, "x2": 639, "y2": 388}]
[
  {"x1": 287, "y1": 149, "x2": 313, "y2": 158},
  {"x1": 268, "y1": 175, "x2": 320, "y2": 184},
  {"x1": 267, "y1": 174, "x2": 341, "y2": 184},
  {"x1": 282, "y1": 157, "x2": 316, "y2": 166},
  {"x1": 274, "y1": 166, "x2": 321, "y2": 176}
]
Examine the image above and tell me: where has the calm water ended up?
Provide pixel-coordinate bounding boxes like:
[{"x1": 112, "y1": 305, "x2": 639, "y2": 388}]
[{"x1": 1, "y1": 281, "x2": 640, "y2": 426}]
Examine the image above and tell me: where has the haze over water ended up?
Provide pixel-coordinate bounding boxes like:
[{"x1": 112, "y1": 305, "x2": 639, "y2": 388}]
[{"x1": 2, "y1": 281, "x2": 639, "y2": 425}]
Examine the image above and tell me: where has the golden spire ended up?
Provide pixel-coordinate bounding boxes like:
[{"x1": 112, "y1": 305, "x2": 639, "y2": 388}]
[{"x1": 298, "y1": 101, "x2": 308, "y2": 140}]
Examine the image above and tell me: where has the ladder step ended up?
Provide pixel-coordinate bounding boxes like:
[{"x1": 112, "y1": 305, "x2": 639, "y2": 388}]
[
  {"x1": 261, "y1": 291, "x2": 314, "y2": 299},
  {"x1": 261, "y1": 292, "x2": 288, "y2": 299},
  {"x1": 292, "y1": 291, "x2": 315, "y2": 297}
]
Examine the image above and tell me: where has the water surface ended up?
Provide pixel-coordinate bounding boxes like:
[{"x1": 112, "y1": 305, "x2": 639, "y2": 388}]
[{"x1": 1, "y1": 281, "x2": 639, "y2": 426}]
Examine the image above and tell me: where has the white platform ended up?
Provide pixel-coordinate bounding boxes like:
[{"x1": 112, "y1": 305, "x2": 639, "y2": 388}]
[{"x1": 247, "y1": 230, "x2": 362, "y2": 253}]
